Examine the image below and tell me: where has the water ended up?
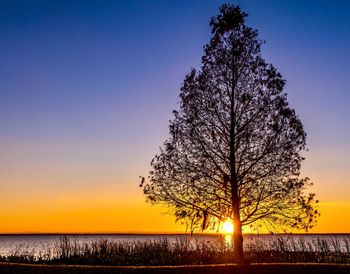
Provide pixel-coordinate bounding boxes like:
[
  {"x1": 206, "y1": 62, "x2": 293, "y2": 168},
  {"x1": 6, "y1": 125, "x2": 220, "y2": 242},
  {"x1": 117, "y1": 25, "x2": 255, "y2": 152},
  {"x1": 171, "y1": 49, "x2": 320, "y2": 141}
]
[
  {"x1": 0, "y1": 234, "x2": 219, "y2": 257},
  {"x1": 0, "y1": 234, "x2": 349, "y2": 257}
]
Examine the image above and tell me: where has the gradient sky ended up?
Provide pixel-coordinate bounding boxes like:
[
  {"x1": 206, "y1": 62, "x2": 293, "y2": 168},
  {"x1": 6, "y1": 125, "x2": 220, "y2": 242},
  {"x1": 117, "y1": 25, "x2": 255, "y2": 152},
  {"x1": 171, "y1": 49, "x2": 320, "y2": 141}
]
[{"x1": 0, "y1": 0, "x2": 349, "y2": 233}]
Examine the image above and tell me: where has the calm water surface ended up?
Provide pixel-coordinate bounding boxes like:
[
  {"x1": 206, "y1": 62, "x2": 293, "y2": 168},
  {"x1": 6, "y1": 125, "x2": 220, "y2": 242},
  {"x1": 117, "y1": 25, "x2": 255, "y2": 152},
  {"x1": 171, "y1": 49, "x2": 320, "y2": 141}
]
[
  {"x1": 0, "y1": 234, "x2": 349, "y2": 257},
  {"x1": 0, "y1": 234, "x2": 218, "y2": 257}
]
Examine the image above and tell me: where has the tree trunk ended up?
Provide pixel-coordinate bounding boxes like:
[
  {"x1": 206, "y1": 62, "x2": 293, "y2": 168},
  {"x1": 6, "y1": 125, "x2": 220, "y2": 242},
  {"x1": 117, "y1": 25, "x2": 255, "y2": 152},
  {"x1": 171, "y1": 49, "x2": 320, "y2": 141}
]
[
  {"x1": 232, "y1": 184, "x2": 244, "y2": 263},
  {"x1": 233, "y1": 215, "x2": 244, "y2": 263},
  {"x1": 230, "y1": 40, "x2": 244, "y2": 263}
]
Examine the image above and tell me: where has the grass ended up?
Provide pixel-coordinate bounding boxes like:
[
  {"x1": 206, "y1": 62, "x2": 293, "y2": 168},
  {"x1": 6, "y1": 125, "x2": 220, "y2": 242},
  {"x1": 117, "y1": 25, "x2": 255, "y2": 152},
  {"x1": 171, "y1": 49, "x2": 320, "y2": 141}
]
[
  {"x1": 0, "y1": 235, "x2": 349, "y2": 266},
  {"x1": 1, "y1": 262, "x2": 350, "y2": 274}
]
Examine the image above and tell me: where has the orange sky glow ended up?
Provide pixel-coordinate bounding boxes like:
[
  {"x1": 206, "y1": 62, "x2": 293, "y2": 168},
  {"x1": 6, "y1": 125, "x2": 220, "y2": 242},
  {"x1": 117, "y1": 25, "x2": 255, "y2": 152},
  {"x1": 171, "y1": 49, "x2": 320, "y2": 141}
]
[{"x1": 0, "y1": 1, "x2": 349, "y2": 235}]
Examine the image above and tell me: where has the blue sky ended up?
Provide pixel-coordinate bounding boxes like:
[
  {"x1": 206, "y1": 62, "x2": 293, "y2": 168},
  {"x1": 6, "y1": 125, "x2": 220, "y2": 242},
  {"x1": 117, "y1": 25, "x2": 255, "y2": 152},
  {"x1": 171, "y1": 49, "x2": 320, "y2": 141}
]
[
  {"x1": 0, "y1": 0, "x2": 349, "y2": 232},
  {"x1": 1, "y1": 0, "x2": 349, "y2": 145}
]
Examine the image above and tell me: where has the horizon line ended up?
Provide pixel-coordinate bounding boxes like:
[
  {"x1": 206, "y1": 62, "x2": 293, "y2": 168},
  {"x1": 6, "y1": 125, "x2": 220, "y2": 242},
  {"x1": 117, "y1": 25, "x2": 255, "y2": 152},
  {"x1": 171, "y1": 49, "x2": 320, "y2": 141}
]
[{"x1": 0, "y1": 232, "x2": 349, "y2": 236}]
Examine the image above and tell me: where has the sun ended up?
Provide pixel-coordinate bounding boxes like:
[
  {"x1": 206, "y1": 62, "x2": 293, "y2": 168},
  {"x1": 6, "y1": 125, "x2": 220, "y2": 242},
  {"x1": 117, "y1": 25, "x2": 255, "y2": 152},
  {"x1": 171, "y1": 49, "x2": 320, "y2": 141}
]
[{"x1": 222, "y1": 220, "x2": 234, "y2": 234}]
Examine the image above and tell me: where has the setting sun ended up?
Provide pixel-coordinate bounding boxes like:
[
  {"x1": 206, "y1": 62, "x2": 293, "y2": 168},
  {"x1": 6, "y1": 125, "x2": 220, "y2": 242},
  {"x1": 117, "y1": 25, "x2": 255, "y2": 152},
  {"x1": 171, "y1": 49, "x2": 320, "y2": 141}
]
[{"x1": 222, "y1": 220, "x2": 234, "y2": 234}]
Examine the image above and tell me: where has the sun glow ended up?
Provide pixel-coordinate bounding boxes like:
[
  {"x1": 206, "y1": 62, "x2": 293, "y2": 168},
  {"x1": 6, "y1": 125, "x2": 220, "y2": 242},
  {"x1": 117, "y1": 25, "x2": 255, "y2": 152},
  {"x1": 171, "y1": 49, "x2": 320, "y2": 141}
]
[{"x1": 222, "y1": 220, "x2": 234, "y2": 234}]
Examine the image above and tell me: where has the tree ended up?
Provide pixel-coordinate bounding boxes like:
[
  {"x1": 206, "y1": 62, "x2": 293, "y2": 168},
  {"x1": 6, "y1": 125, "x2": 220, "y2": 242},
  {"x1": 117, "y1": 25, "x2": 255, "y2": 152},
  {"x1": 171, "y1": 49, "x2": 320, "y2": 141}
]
[{"x1": 141, "y1": 4, "x2": 319, "y2": 262}]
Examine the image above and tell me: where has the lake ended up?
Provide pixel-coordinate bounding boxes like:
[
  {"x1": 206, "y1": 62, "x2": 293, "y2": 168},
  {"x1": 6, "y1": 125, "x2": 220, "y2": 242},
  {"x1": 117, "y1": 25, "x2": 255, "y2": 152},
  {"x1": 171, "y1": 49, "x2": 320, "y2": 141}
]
[{"x1": 0, "y1": 234, "x2": 349, "y2": 257}]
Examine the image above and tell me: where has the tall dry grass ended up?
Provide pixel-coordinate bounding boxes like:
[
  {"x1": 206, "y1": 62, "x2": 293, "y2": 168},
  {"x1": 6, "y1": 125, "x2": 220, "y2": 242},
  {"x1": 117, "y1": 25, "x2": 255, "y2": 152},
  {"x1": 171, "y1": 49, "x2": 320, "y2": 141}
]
[{"x1": 1, "y1": 235, "x2": 349, "y2": 265}]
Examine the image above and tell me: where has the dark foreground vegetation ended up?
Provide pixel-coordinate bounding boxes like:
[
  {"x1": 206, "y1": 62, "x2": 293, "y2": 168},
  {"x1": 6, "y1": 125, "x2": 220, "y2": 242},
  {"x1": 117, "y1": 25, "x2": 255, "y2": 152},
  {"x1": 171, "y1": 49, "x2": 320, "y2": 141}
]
[
  {"x1": 0, "y1": 236, "x2": 349, "y2": 266},
  {"x1": 0, "y1": 262, "x2": 350, "y2": 274}
]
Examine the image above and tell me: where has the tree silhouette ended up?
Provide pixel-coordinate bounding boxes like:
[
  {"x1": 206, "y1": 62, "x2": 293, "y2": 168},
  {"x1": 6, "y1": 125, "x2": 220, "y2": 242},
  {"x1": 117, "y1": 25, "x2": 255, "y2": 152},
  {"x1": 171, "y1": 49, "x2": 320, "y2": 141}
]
[{"x1": 141, "y1": 4, "x2": 319, "y2": 262}]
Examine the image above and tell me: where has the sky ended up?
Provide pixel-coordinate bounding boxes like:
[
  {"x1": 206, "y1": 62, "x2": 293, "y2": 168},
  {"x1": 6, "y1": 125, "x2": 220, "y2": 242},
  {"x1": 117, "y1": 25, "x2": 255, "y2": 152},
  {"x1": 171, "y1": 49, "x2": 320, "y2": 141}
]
[{"x1": 0, "y1": 0, "x2": 349, "y2": 233}]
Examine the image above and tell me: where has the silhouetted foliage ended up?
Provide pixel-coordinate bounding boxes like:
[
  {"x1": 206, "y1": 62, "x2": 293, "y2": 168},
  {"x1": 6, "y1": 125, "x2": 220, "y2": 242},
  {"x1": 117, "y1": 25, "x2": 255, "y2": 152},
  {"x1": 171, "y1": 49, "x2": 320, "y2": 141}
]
[{"x1": 141, "y1": 4, "x2": 319, "y2": 262}]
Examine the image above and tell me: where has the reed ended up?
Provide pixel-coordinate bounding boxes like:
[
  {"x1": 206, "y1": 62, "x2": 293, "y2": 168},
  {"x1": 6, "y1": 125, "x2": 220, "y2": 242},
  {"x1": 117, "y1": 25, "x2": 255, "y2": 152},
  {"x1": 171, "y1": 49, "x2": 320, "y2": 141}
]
[{"x1": 1, "y1": 235, "x2": 349, "y2": 265}]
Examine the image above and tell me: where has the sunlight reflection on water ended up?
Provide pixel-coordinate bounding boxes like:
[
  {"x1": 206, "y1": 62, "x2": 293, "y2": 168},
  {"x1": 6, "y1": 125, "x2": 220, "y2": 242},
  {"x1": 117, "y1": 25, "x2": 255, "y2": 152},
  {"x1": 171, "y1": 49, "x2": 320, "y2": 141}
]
[{"x1": 224, "y1": 234, "x2": 233, "y2": 246}]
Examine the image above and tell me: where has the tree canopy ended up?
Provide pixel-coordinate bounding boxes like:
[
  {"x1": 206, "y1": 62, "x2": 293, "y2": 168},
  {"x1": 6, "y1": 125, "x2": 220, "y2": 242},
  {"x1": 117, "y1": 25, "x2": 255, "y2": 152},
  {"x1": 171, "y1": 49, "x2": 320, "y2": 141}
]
[{"x1": 141, "y1": 4, "x2": 319, "y2": 261}]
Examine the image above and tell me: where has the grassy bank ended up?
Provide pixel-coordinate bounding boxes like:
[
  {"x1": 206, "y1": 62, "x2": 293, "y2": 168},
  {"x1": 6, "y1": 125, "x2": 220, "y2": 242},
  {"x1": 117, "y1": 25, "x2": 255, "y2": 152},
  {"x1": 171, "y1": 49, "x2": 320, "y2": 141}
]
[
  {"x1": 1, "y1": 236, "x2": 349, "y2": 265},
  {"x1": 1, "y1": 262, "x2": 350, "y2": 274}
]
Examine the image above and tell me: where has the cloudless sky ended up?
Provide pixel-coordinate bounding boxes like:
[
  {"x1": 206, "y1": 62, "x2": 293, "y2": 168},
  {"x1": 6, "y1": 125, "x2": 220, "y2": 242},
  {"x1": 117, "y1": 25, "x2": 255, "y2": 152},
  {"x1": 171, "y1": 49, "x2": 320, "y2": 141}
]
[{"x1": 0, "y1": 0, "x2": 349, "y2": 233}]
